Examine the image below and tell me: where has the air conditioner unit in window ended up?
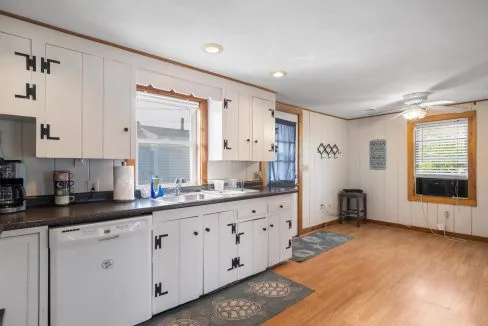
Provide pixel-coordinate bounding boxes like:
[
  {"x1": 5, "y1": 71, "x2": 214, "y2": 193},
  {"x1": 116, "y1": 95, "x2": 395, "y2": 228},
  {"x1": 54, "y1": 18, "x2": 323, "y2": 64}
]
[{"x1": 416, "y1": 177, "x2": 468, "y2": 198}]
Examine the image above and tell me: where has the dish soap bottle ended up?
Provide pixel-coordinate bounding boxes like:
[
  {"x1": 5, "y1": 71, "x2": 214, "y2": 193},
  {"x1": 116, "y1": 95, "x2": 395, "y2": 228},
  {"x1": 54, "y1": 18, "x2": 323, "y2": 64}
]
[{"x1": 150, "y1": 176, "x2": 165, "y2": 199}]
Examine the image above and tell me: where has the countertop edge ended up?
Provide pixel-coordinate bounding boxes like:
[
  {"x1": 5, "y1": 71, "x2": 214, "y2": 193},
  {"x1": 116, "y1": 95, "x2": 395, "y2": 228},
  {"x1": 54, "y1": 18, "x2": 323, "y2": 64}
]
[{"x1": 1, "y1": 188, "x2": 297, "y2": 231}]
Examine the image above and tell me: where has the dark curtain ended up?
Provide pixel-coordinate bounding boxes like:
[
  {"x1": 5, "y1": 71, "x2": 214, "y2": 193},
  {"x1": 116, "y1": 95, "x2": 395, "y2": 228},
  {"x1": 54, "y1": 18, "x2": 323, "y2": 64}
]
[{"x1": 268, "y1": 118, "x2": 297, "y2": 187}]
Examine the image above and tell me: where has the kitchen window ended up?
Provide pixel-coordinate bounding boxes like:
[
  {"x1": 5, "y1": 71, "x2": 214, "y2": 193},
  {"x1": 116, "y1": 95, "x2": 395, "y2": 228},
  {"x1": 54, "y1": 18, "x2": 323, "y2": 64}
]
[
  {"x1": 136, "y1": 92, "x2": 199, "y2": 186},
  {"x1": 407, "y1": 111, "x2": 477, "y2": 206}
]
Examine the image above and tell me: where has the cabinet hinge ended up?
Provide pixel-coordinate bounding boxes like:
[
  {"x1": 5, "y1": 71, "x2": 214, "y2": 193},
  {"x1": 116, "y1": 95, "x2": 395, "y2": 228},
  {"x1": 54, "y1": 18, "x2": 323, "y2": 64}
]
[
  {"x1": 286, "y1": 220, "x2": 292, "y2": 229},
  {"x1": 286, "y1": 239, "x2": 292, "y2": 250},
  {"x1": 154, "y1": 282, "x2": 168, "y2": 297},
  {"x1": 235, "y1": 232, "x2": 244, "y2": 245},
  {"x1": 227, "y1": 257, "x2": 244, "y2": 271},
  {"x1": 269, "y1": 108, "x2": 275, "y2": 118},
  {"x1": 15, "y1": 83, "x2": 37, "y2": 101},
  {"x1": 40, "y1": 124, "x2": 60, "y2": 140},
  {"x1": 15, "y1": 52, "x2": 37, "y2": 71},
  {"x1": 223, "y1": 98, "x2": 232, "y2": 109},
  {"x1": 41, "y1": 57, "x2": 61, "y2": 74},
  {"x1": 227, "y1": 223, "x2": 236, "y2": 234},
  {"x1": 154, "y1": 234, "x2": 169, "y2": 250},
  {"x1": 223, "y1": 139, "x2": 232, "y2": 150},
  {"x1": 268, "y1": 144, "x2": 275, "y2": 152}
]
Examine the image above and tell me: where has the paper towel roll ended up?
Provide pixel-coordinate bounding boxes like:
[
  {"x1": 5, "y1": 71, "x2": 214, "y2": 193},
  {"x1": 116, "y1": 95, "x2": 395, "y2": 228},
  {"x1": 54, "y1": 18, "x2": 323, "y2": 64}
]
[{"x1": 113, "y1": 165, "x2": 135, "y2": 202}]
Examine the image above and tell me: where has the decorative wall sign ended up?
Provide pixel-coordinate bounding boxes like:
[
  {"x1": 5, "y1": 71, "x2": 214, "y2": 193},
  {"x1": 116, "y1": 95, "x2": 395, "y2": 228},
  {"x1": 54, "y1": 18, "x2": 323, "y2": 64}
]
[
  {"x1": 317, "y1": 143, "x2": 341, "y2": 159},
  {"x1": 370, "y1": 139, "x2": 386, "y2": 170}
]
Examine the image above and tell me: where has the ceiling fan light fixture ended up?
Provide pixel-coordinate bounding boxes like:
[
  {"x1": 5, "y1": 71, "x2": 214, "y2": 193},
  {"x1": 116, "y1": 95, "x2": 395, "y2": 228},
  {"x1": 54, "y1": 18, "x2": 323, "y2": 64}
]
[
  {"x1": 403, "y1": 92, "x2": 430, "y2": 106},
  {"x1": 402, "y1": 107, "x2": 427, "y2": 120},
  {"x1": 420, "y1": 100, "x2": 455, "y2": 107},
  {"x1": 203, "y1": 43, "x2": 223, "y2": 54}
]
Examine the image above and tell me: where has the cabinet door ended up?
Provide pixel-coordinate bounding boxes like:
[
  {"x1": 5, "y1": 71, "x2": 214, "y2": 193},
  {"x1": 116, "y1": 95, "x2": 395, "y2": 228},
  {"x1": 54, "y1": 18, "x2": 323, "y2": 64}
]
[
  {"x1": 179, "y1": 216, "x2": 203, "y2": 304},
  {"x1": 203, "y1": 213, "x2": 219, "y2": 294},
  {"x1": 280, "y1": 213, "x2": 293, "y2": 262},
  {"x1": 223, "y1": 90, "x2": 239, "y2": 161},
  {"x1": 152, "y1": 220, "x2": 179, "y2": 314},
  {"x1": 268, "y1": 213, "x2": 281, "y2": 266},
  {"x1": 218, "y1": 211, "x2": 238, "y2": 287},
  {"x1": 237, "y1": 220, "x2": 253, "y2": 280},
  {"x1": 0, "y1": 32, "x2": 37, "y2": 117},
  {"x1": 82, "y1": 54, "x2": 103, "y2": 158},
  {"x1": 0, "y1": 234, "x2": 39, "y2": 326},
  {"x1": 42, "y1": 45, "x2": 82, "y2": 158},
  {"x1": 262, "y1": 99, "x2": 276, "y2": 161},
  {"x1": 238, "y1": 94, "x2": 252, "y2": 161},
  {"x1": 252, "y1": 97, "x2": 265, "y2": 161},
  {"x1": 103, "y1": 59, "x2": 131, "y2": 159},
  {"x1": 253, "y1": 218, "x2": 269, "y2": 274}
]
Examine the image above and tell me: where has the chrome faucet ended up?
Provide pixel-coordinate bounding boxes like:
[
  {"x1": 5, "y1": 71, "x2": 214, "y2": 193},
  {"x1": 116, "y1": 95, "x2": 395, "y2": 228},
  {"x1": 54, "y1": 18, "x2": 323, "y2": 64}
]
[{"x1": 174, "y1": 178, "x2": 182, "y2": 195}]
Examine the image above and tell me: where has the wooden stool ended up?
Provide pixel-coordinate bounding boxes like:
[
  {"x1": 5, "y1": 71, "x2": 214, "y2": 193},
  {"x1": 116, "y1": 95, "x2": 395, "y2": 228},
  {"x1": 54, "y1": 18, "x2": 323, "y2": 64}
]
[{"x1": 338, "y1": 191, "x2": 367, "y2": 227}]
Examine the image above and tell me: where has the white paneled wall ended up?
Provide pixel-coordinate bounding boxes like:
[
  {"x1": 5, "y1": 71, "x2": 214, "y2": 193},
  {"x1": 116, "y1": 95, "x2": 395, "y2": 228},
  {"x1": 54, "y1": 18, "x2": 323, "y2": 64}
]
[
  {"x1": 346, "y1": 101, "x2": 488, "y2": 237},
  {"x1": 1, "y1": 119, "x2": 116, "y2": 196}
]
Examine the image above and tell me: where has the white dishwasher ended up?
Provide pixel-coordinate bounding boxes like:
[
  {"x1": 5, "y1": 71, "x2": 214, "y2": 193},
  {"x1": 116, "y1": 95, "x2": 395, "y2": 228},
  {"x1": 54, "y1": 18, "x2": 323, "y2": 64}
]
[{"x1": 49, "y1": 215, "x2": 152, "y2": 326}]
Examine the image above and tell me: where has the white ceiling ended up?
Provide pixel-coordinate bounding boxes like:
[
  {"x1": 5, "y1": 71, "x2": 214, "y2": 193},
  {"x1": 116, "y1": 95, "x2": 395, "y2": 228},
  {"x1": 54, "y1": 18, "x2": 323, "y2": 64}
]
[{"x1": 2, "y1": 0, "x2": 488, "y2": 119}]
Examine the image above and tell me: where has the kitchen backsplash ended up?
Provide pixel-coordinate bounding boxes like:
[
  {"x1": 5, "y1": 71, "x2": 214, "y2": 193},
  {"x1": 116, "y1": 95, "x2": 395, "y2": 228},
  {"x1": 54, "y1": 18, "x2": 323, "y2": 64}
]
[{"x1": 0, "y1": 119, "x2": 260, "y2": 196}]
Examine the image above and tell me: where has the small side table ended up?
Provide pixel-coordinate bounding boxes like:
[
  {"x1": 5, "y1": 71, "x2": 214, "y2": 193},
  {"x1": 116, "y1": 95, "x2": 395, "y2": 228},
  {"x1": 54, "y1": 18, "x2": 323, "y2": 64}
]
[{"x1": 338, "y1": 191, "x2": 367, "y2": 227}]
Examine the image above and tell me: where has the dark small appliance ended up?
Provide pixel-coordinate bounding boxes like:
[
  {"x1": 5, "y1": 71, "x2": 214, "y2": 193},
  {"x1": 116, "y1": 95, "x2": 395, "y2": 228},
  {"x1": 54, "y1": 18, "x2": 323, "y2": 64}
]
[
  {"x1": 416, "y1": 177, "x2": 468, "y2": 198},
  {"x1": 0, "y1": 160, "x2": 27, "y2": 214}
]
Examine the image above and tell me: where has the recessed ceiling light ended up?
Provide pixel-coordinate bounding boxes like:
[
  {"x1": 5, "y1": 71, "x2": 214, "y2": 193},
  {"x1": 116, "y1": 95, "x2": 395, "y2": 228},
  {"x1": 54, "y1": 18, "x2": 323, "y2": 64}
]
[
  {"x1": 272, "y1": 71, "x2": 287, "y2": 78},
  {"x1": 203, "y1": 43, "x2": 223, "y2": 54}
]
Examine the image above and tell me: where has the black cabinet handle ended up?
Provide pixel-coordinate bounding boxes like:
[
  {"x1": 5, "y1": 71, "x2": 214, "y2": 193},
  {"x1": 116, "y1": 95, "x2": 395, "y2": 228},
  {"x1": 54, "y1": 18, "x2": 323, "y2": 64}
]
[
  {"x1": 280, "y1": 205, "x2": 284, "y2": 208},
  {"x1": 262, "y1": 227, "x2": 267, "y2": 231},
  {"x1": 246, "y1": 139, "x2": 250, "y2": 142},
  {"x1": 205, "y1": 228, "x2": 210, "y2": 232},
  {"x1": 254, "y1": 140, "x2": 258, "y2": 143},
  {"x1": 287, "y1": 220, "x2": 292, "y2": 229},
  {"x1": 124, "y1": 127, "x2": 129, "y2": 132},
  {"x1": 252, "y1": 210, "x2": 256, "y2": 214},
  {"x1": 286, "y1": 239, "x2": 292, "y2": 249},
  {"x1": 193, "y1": 231, "x2": 199, "y2": 236},
  {"x1": 270, "y1": 224, "x2": 274, "y2": 228}
]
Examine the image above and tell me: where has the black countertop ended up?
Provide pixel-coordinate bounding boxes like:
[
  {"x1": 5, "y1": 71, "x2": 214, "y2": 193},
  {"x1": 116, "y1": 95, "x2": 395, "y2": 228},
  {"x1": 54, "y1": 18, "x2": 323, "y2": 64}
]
[{"x1": 0, "y1": 187, "x2": 297, "y2": 232}]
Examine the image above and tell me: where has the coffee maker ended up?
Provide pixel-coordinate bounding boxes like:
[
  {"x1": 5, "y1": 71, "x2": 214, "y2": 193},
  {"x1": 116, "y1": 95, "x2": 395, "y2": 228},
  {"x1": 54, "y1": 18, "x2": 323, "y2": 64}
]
[{"x1": 0, "y1": 160, "x2": 27, "y2": 214}]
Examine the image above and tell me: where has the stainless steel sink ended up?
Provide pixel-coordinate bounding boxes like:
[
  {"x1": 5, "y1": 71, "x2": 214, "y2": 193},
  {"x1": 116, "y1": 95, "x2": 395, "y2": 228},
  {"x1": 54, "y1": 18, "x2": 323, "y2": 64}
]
[{"x1": 157, "y1": 192, "x2": 221, "y2": 204}]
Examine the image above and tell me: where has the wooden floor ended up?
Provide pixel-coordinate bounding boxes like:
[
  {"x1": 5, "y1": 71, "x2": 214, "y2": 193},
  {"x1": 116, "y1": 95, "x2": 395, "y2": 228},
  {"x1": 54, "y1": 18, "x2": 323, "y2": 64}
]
[{"x1": 266, "y1": 223, "x2": 488, "y2": 326}]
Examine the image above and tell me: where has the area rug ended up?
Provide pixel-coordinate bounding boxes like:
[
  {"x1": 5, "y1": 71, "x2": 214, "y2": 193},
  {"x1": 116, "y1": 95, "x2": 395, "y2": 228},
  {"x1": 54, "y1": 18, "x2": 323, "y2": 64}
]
[
  {"x1": 292, "y1": 230, "x2": 353, "y2": 262},
  {"x1": 139, "y1": 270, "x2": 313, "y2": 326}
]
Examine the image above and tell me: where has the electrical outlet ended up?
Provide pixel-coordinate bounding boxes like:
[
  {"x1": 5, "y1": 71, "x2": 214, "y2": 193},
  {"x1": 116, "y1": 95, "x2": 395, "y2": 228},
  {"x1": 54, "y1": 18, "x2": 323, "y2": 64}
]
[
  {"x1": 74, "y1": 159, "x2": 86, "y2": 167},
  {"x1": 437, "y1": 223, "x2": 445, "y2": 231},
  {"x1": 88, "y1": 180, "x2": 99, "y2": 192}
]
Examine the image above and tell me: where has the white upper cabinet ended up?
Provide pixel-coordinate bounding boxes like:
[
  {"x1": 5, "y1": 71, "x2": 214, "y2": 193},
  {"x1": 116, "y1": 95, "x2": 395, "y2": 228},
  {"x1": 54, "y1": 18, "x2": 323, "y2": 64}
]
[
  {"x1": 103, "y1": 59, "x2": 132, "y2": 159},
  {"x1": 0, "y1": 32, "x2": 37, "y2": 118},
  {"x1": 238, "y1": 94, "x2": 252, "y2": 161},
  {"x1": 40, "y1": 45, "x2": 83, "y2": 158},
  {"x1": 82, "y1": 54, "x2": 104, "y2": 158},
  {"x1": 208, "y1": 90, "x2": 276, "y2": 162}
]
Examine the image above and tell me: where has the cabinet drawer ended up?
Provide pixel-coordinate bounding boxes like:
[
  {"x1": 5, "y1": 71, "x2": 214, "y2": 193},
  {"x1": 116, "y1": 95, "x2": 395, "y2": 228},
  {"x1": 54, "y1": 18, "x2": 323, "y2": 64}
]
[
  {"x1": 268, "y1": 200, "x2": 291, "y2": 213},
  {"x1": 237, "y1": 201, "x2": 267, "y2": 219}
]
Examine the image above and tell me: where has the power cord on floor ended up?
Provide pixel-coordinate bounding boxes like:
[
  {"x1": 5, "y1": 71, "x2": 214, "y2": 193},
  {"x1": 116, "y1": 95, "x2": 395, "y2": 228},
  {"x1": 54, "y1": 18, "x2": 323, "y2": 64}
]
[{"x1": 420, "y1": 195, "x2": 466, "y2": 242}]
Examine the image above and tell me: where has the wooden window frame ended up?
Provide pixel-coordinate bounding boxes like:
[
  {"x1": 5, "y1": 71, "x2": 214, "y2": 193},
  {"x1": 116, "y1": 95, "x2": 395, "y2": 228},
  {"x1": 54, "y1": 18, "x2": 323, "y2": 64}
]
[
  {"x1": 136, "y1": 84, "x2": 208, "y2": 184},
  {"x1": 407, "y1": 111, "x2": 477, "y2": 206}
]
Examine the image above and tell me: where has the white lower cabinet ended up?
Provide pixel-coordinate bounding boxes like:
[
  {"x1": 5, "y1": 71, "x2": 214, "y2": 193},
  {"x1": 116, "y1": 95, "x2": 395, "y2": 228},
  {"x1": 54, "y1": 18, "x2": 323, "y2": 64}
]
[
  {"x1": 0, "y1": 227, "x2": 48, "y2": 326},
  {"x1": 203, "y1": 213, "x2": 220, "y2": 294},
  {"x1": 152, "y1": 219, "x2": 180, "y2": 314},
  {"x1": 218, "y1": 211, "x2": 238, "y2": 287},
  {"x1": 179, "y1": 216, "x2": 203, "y2": 304},
  {"x1": 253, "y1": 218, "x2": 269, "y2": 274},
  {"x1": 152, "y1": 194, "x2": 294, "y2": 315},
  {"x1": 280, "y1": 213, "x2": 293, "y2": 262},
  {"x1": 268, "y1": 213, "x2": 281, "y2": 266},
  {"x1": 237, "y1": 220, "x2": 254, "y2": 280}
]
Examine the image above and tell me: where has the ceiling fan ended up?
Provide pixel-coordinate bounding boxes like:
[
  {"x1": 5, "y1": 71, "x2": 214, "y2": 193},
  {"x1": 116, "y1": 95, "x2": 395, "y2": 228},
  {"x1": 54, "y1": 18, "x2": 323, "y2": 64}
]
[{"x1": 383, "y1": 92, "x2": 454, "y2": 120}]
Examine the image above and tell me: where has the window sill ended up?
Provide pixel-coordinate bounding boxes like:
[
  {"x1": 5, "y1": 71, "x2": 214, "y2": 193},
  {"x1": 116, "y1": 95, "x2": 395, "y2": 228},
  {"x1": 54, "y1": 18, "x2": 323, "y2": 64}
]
[{"x1": 408, "y1": 195, "x2": 476, "y2": 207}]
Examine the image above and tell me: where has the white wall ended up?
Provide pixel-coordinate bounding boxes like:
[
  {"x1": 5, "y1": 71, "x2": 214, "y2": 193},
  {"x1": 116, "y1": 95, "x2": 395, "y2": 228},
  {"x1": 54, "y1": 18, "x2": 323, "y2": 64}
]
[
  {"x1": 302, "y1": 111, "x2": 348, "y2": 229},
  {"x1": 346, "y1": 101, "x2": 488, "y2": 237}
]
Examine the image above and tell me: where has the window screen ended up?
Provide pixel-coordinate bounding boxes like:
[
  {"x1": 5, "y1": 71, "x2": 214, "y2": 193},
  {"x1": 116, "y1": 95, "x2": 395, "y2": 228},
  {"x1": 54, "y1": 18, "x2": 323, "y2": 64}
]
[
  {"x1": 415, "y1": 118, "x2": 468, "y2": 179},
  {"x1": 136, "y1": 93, "x2": 198, "y2": 185}
]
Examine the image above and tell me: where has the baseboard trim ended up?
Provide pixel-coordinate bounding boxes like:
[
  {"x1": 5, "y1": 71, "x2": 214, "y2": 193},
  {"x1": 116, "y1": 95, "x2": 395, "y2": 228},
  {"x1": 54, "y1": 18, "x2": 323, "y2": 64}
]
[
  {"x1": 301, "y1": 219, "x2": 339, "y2": 235},
  {"x1": 369, "y1": 219, "x2": 488, "y2": 243}
]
